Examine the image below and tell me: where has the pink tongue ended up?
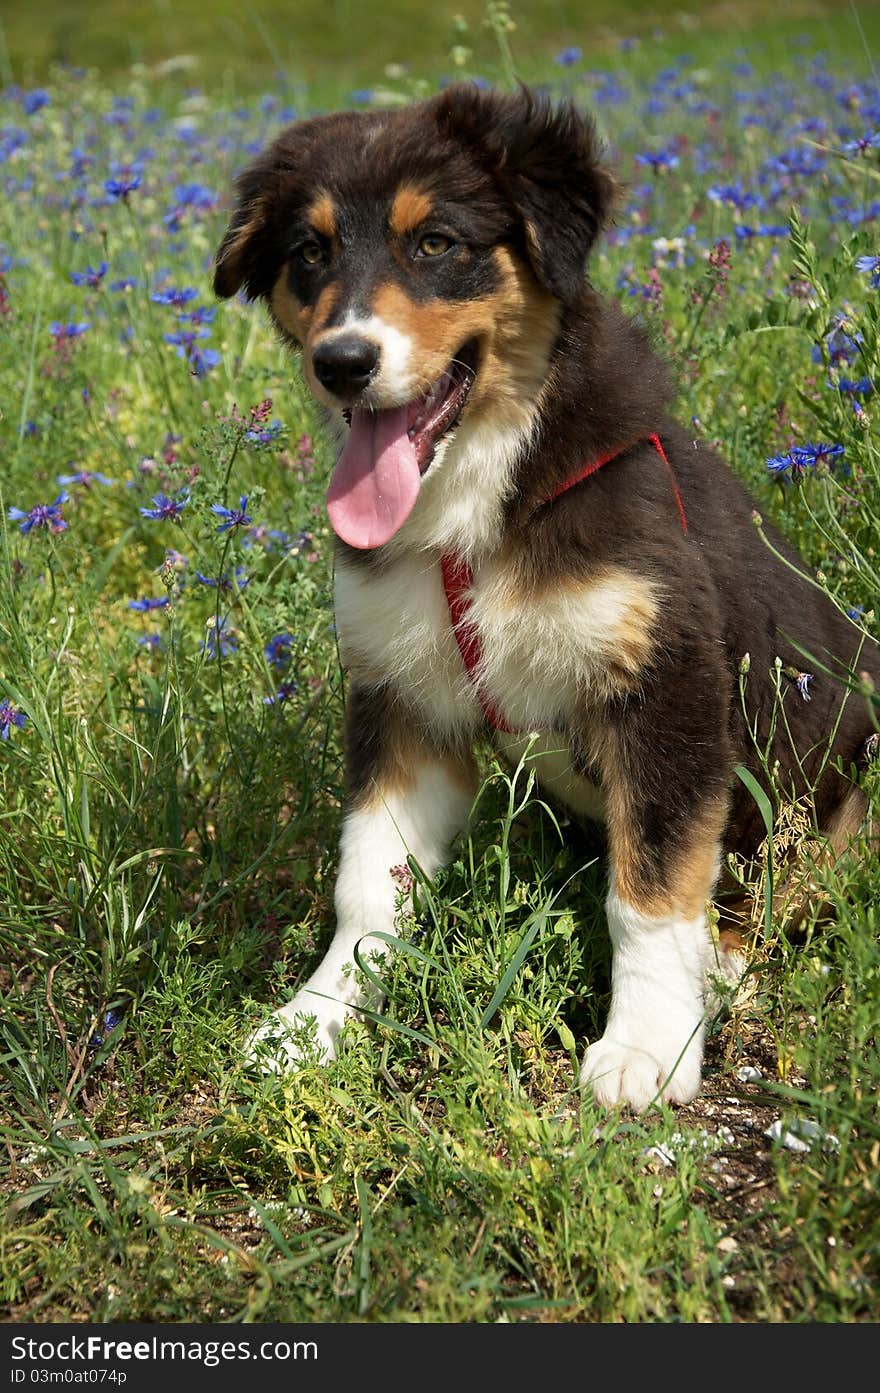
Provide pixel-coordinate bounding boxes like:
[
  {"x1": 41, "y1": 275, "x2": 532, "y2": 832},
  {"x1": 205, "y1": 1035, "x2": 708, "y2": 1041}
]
[{"x1": 326, "y1": 406, "x2": 421, "y2": 549}]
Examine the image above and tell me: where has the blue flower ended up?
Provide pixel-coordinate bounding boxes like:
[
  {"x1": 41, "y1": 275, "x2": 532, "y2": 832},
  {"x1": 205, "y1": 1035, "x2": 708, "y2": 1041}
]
[
  {"x1": 245, "y1": 419, "x2": 282, "y2": 445},
  {"x1": 127, "y1": 596, "x2": 169, "y2": 611},
  {"x1": 0, "y1": 699, "x2": 28, "y2": 740},
  {"x1": 843, "y1": 130, "x2": 880, "y2": 156},
  {"x1": 264, "y1": 681, "x2": 298, "y2": 706},
  {"x1": 554, "y1": 47, "x2": 582, "y2": 66},
  {"x1": 139, "y1": 490, "x2": 189, "y2": 521},
  {"x1": 188, "y1": 346, "x2": 221, "y2": 376},
  {"x1": 137, "y1": 632, "x2": 164, "y2": 651},
  {"x1": 767, "y1": 443, "x2": 843, "y2": 479},
  {"x1": 89, "y1": 1008, "x2": 122, "y2": 1049},
  {"x1": 194, "y1": 567, "x2": 248, "y2": 591},
  {"x1": 833, "y1": 375, "x2": 872, "y2": 398},
  {"x1": 784, "y1": 669, "x2": 813, "y2": 702},
  {"x1": 151, "y1": 285, "x2": 199, "y2": 308},
  {"x1": 70, "y1": 262, "x2": 108, "y2": 288},
  {"x1": 265, "y1": 632, "x2": 296, "y2": 669},
  {"x1": 22, "y1": 89, "x2": 50, "y2": 115},
  {"x1": 104, "y1": 171, "x2": 141, "y2": 199},
  {"x1": 211, "y1": 495, "x2": 252, "y2": 532},
  {"x1": 57, "y1": 468, "x2": 114, "y2": 488},
  {"x1": 50, "y1": 321, "x2": 90, "y2": 339},
  {"x1": 635, "y1": 149, "x2": 680, "y2": 172},
  {"x1": 202, "y1": 618, "x2": 237, "y2": 659},
  {"x1": 855, "y1": 254, "x2": 880, "y2": 288},
  {"x1": 8, "y1": 493, "x2": 69, "y2": 533}
]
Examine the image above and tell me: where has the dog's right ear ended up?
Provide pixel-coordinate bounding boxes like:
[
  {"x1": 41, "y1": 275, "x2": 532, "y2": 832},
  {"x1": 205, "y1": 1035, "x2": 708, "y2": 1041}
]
[{"x1": 213, "y1": 151, "x2": 279, "y2": 300}]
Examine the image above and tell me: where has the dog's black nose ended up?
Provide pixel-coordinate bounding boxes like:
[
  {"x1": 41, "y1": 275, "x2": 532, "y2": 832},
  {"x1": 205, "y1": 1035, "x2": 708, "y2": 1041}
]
[{"x1": 312, "y1": 335, "x2": 379, "y2": 398}]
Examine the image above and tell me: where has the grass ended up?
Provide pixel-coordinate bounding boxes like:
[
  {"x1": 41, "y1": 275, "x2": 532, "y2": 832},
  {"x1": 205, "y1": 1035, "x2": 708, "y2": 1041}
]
[{"x1": 2, "y1": 1, "x2": 880, "y2": 1324}]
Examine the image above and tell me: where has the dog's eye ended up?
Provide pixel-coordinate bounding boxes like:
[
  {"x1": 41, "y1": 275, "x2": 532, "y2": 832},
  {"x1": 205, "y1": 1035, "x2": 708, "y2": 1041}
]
[
  {"x1": 299, "y1": 240, "x2": 325, "y2": 265},
  {"x1": 416, "y1": 234, "x2": 453, "y2": 258}
]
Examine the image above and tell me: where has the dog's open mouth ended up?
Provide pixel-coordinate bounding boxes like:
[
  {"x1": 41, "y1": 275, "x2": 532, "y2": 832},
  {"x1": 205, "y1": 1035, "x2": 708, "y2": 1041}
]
[{"x1": 326, "y1": 339, "x2": 479, "y2": 550}]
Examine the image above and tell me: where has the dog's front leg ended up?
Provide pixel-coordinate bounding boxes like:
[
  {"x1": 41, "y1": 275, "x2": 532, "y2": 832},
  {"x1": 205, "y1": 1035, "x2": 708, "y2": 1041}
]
[
  {"x1": 580, "y1": 670, "x2": 732, "y2": 1110},
  {"x1": 251, "y1": 685, "x2": 476, "y2": 1070}
]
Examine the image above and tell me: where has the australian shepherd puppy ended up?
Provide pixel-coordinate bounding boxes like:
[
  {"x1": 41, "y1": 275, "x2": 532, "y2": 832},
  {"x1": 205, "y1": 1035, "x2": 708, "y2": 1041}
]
[{"x1": 214, "y1": 85, "x2": 877, "y2": 1111}]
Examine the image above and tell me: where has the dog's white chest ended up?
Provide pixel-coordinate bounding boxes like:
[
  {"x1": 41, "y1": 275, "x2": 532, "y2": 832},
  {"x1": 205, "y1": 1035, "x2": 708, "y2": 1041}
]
[
  {"x1": 334, "y1": 550, "x2": 657, "y2": 742},
  {"x1": 334, "y1": 551, "x2": 481, "y2": 735}
]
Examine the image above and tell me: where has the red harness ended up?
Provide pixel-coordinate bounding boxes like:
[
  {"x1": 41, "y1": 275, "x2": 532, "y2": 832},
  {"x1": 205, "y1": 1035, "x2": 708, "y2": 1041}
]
[{"x1": 439, "y1": 434, "x2": 686, "y2": 734}]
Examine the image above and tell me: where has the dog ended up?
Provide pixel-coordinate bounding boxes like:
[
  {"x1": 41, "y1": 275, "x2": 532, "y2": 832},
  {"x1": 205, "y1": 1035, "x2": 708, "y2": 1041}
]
[{"x1": 213, "y1": 85, "x2": 877, "y2": 1110}]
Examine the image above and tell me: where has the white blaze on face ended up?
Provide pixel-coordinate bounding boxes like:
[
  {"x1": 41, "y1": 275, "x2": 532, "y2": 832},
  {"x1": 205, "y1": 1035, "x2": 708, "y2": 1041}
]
[{"x1": 314, "y1": 311, "x2": 417, "y2": 405}]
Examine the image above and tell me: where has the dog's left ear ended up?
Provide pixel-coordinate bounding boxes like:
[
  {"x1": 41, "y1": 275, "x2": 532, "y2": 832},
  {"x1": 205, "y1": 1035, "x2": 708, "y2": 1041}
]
[{"x1": 436, "y1": 84, "x2": 618, "y2": 303}]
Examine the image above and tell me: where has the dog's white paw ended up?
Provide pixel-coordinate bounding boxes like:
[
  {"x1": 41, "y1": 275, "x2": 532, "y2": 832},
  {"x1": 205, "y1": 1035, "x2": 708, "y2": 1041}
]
[
  {"x1": 246, "y1": 989, "x2": 355, "y2": 1074},
  {"x1": 580, "y1": 1022, "x2": 703, "y2": 1111}
]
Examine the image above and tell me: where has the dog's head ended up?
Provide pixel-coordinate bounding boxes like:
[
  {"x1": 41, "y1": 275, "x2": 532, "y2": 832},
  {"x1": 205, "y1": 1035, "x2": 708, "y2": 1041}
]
[{"x1": 214, "y1": 85, "x2": 617, "y2": 548}]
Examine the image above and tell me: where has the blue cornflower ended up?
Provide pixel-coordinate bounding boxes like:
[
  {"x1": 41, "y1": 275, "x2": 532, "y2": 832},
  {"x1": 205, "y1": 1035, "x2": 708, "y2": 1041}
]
[
  {"x1": 554, "y1": 46, "x2": 582, "y2": 66},
  {"x1": 163, "y1": 330, "x2": 207, "y2": 350},
  {"x1": 194, "y1": 567, "x2": 249, "y2": 591},
  {"x1": 188, "y1": 346, "x2": 221, "y2": 377},
  {"x1": 265, "y1": 632, "x2": 296, "y2": 669},
  {"x1": 57, "y1": 468, "x2": 114, "y2": 488},
  {"x1": 22, "y1": 89, "x2": 49, "y2": 115},
  {"x1": 89, "y1": 1008, "x2": 122, "y2": 1049},
  {"x1": 70, "y1": 262, "x2": 108, "y2": 288},
  {"x1": 127, "y1": 595, "x2": 169, "y2": 611},
  {"x1": 847, "y1": 605, "x2": 866, "y2": 622},
  {"x1": 137, "y1": 632, "x2": 164, "y2": 651},
  {"x1": 833, "y1": 375, "x2": 873, "y2": 398},
  {"x1": 151, "y1": 285, "x2": 199, "y2": 308},
  {"x1": 855, "y1": 254, "x2": 880, "y2": 288},
  {"x1": 139, "y1": 490, "x2": 189, "y2": 521},
  {"x1": 171, "y1": 182, "x2": 216, "y2": 208},
  {"x1": 784, "y1": 669, "x2": 813, "y2": 702},
  {"x1": 109, "y1": 278, "x2": 137, "y2": 292},
  {"x1": 211, "y1": 495, "x2": 252, "y2": 532},
  {"x1": 178, "y1": 305, "x2": 215, "y2": 326},
  {"x1": 50, "y1": 321, "x2": 90, "y2": 339},
  {"x1": 792, "y1": 442, "x2": 845, "y2": 468},
  {"x1": 202, "y1": 617, "x2": 237, "y2": 659},
  {"x1": 264, "y1": 681, "x2": 299, "y2": 706},
  {"x1": 636, "y1": 149, "x2": 680, "y2": 173},
  {"x1": 767, "y1": 443, "x2": 843, "y2": 479},
  {"x1": 0, "y1": 699, "x2": 28, "y2": 740},
  {"x1": 245, "y1": 419, "x2": 282, "y2": 445},
  {"x1": 104, "y1": 172, "x2": 141, "y2": 199},
  {"x1": 843, "y1": 130, "x2": 880, "y2": 156},
  {"x1": 163, "y1": 184, "x2": 216, "y2": 231},
  {"x1": 8, "y1": 493, "x2": 68, "y2": 533}
]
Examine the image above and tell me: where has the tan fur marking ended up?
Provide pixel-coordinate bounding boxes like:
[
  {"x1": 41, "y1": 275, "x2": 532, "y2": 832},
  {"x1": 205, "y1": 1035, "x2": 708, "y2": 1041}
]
[
  {"x1": 605, "y1": 774, "x2": 728, "y2": 920},
  {"x1": 472, "y1": 563, "x2": 662, "y2": 730},
  {"x1": 390, "y1": 185, "x2": 434, "y2": 237},
  {"x1": 269, "y1": 270, "x2": 338, "y2": 346},
  {"x1": 371, "y1": 246, "x2": 560, "y2": 409},
  {"x1": 824, "y1": 782, "x2": 870, "y2": 854},
  {"x1": 353, "y1": 739, "x2": 477, "y2": 812},
  {"x1": 307, "y1": 192, "x2": 336, "y2": 240}
]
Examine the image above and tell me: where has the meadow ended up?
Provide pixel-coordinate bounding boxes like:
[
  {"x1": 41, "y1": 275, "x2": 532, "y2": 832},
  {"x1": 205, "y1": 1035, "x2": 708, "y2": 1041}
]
[{"x1": 1, "y1": 1, "x2": 879, "y2": 1323}]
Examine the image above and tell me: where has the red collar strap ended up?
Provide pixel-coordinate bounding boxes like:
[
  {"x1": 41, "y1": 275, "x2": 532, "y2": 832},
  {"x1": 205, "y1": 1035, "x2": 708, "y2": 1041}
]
[{"x1": 440, "y1": 434, "x2": 686, "y2": 734}]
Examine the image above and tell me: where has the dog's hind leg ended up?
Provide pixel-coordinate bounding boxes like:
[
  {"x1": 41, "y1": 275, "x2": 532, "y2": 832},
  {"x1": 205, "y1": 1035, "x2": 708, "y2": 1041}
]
[{"x1": 249, "y1": 685, "x2": 476, "y2": 1071}]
